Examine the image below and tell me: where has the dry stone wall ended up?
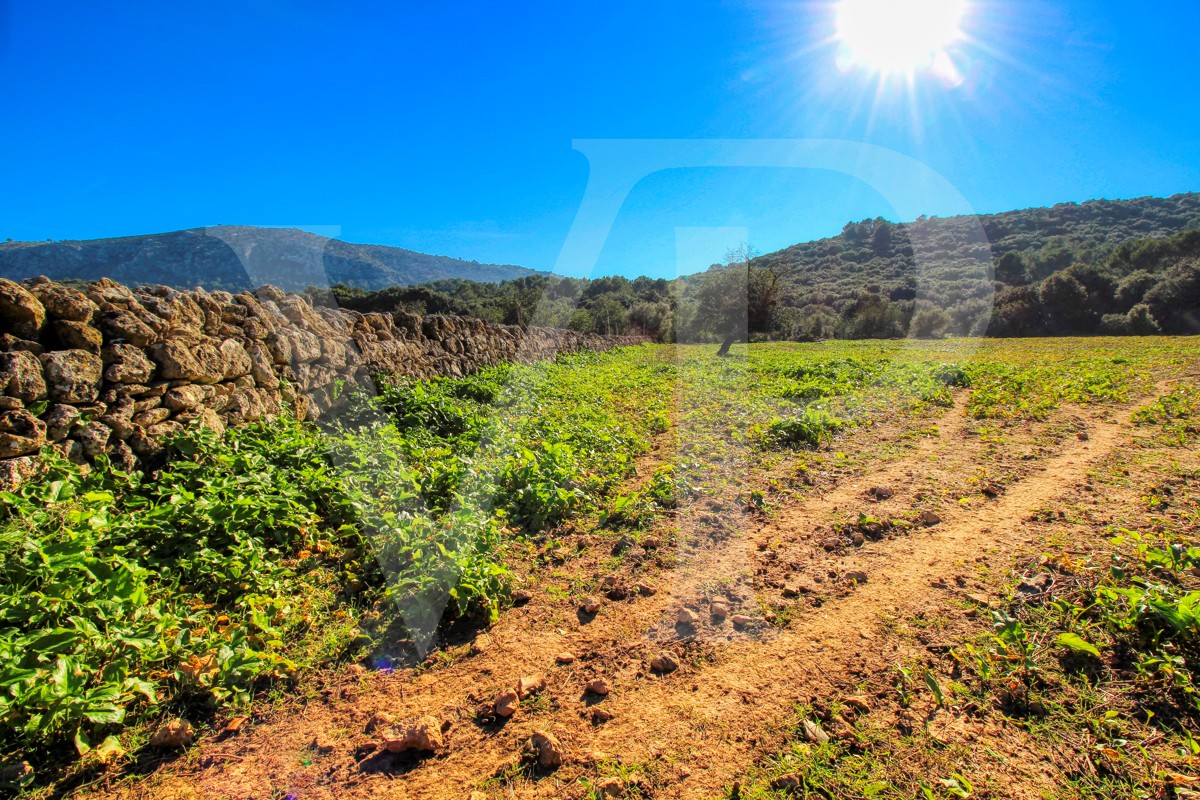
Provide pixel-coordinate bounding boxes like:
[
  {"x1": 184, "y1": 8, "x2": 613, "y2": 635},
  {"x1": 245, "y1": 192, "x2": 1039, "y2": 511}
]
[{"x1": 0, "y1": 276, "x2": 645, "y2": 489}]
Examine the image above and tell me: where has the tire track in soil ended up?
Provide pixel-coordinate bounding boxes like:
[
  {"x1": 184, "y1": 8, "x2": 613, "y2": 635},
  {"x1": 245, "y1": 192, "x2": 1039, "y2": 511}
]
[
  {"x1": 584, "y1": 396, "x2": 1142, "y2": 799},
  {"x1": 105, "y1": 392, "x2": 1144, "y2": 800}
]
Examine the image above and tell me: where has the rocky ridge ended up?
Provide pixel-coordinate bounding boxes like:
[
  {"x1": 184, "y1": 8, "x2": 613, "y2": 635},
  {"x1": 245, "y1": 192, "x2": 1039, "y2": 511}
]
[{"x1": 0, "y1": 276, "x2": 643, "y2": 489}]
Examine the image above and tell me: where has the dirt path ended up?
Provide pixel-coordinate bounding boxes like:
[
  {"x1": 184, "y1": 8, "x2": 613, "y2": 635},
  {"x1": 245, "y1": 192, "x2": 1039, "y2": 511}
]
[{"x1": 107, "y1": 392, "x2": 1149, "y2": 800}]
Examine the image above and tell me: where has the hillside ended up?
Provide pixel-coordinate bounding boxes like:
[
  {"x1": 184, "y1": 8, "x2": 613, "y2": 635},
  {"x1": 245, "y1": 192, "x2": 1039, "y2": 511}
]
[
  {"x1": 0, "y1": 226, "x2": 541, "y2": 292},
  {"x1": 328, "y1": 192, "x2": 1200, "y2": 341}
]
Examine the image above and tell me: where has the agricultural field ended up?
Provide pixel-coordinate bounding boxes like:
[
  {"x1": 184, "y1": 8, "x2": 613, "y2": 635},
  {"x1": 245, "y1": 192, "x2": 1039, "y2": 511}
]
[{"x1": 3, "y1": 336, "x2": 1200, "y2": 800}]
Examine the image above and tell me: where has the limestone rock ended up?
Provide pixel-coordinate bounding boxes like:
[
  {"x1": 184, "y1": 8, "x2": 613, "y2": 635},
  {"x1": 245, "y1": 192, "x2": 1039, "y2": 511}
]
[
  {"x1": 518, "y1": 674, "x2": 547, "y2": 698},
  {"x1": 0, "y1": 410, "x2": 46, "y2": 458},
  {"x1": 0, "y1": 351, "x2": 46, "y2": 402},
  {"x1": 150, "y1": 337, "x2": 225, "y2": 383},
  {"x1": 382, "y1": 715, "x2": 444, "y2": 753},
  {"x1": 529, "y1": 730, "x2": 563, "y2": 768},
  {"x1": 29, "y1": 280, "x2": 94, "y2": 322},
  {"x1": 43, "y1": 404, "x2": 80, "y2": 442},
  {"x1": 149, "y1": 718, "x2": 194, "y2": 749},
  {"x1": 650, "y1": 653, "x2": 679, "y2": 674},
  {"x1": 97, "y1": 309, "x2": 158, "y2": 347},
  {"x1": 494, "y1": 688, "x2": 520, "y2": 717},
  {"x1": 76, "y1": 421, "x2": 112, "y2": 458},
  {"x1": 0, "y1": 279, "x2": 46, "y2": 339},
  {"x1": 40, "y1": 350, "x2": 102, "y2": 403},
  {"x1": 52, "y1": 321, "x2": 102, "y2": 354},
  {"x1": 0, "y1": 455, "x2": 41, "y2": 491},
  {"x1": 220, "y1": 339, "x2": 253, "y2": 379},
  {"x1": 103, "y1": 344, "x2": 155, "y2": 384}
]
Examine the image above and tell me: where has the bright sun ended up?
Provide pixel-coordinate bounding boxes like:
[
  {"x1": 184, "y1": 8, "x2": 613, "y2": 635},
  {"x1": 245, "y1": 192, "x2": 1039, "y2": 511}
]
[{"x1": 836, "y1": 0, "x2": 968, "y2": 75}]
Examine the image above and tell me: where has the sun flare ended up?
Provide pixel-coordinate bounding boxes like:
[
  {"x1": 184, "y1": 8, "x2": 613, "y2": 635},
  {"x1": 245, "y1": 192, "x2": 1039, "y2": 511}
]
[{"x1": 836, "y1": 0, "x2": 968, "y2": 76}]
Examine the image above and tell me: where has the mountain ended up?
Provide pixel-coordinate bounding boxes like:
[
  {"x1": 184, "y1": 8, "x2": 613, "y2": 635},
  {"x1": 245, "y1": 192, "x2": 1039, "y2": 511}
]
[{"x1": 0, "y1": 226, "x2": 541, "y2": 292}]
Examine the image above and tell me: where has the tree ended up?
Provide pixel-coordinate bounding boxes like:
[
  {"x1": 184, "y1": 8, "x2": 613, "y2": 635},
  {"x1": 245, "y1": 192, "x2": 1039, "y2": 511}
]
[
  {"x1": 1038, "y1": 272, "x2": 1089, "y2": 332},
  {"x1": 1143, "y1": 262, "x2": 1200, "y2": 333},
  {"x1": 694, "y1": 264, "x2": 748, "y2": 356},
  {"x1": 909, "y1": 307, "x2": 950, "y2": 339},
  {"x1": 995, "y1": 251, "x2": 1027, "y2": 285}
]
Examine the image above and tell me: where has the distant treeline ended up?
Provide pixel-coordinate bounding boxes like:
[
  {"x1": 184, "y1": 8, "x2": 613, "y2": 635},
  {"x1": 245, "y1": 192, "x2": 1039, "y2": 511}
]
[{"x1": 314, "y1": 192, "x2": 1200, "y2": 341}]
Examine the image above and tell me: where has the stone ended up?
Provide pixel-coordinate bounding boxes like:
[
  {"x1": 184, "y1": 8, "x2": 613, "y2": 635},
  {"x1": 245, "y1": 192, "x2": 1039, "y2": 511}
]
[
  {"x1": 581, "y1": 596, "x2": 602, "y2": 614},
  {"x1": 382, "y1": 715, "x2": 443, "y2": 753},
  {"x1": 918, "y1": 510, "x2": 942, "y2": 527},
  {"x1": 76, "y1": 421, "x2": 112, "y2": 458},
  {"x1": 518, "y1": 674, "x2": 547, "y2": 698},
  {"x1": 730, "y1": 614, "x2": 758, "y2": 628},
  {"x1": 866, "y1": 485, "x2": 895, "y2": 501},
  {"x1": 801, "y1": 718, "x2": 829, "y2": 744},
  {"x1": 676, "y1": 607, "x2": 699, "y2": 627},
  {"x1": 149, "y1": 718, "x2": 194, "y2": 748},
  {"x1": 150, "y1": 337, "x2": 225, "y2": 384},
  {"x1": 133, "y1": 408, "x2": 171, "y2": 428},
  {"x1": 40, "y1": 350, "x2": 103, "y2": 403},
  {"x1": 555, "y1": 652, "x2": 576, "y2": 665},
  {"x1": 0, "y1": 410, "x2": 46, "y2": 458},
  {"x1": 0, "y1": 455, "x2": 41, "y2": 491},
  {"x1": 586, "y1": 678, "x2": 610, "y2": 696},
  {"x1": 529, "y1": 730, "x2": 563, "y2": 768},
  {"x1": 107, "y1": 439, "x2": 137, "y2": 471},
  {"x1": 98, "y1": 413, "x2": 136, "y2": 440},
  {"x1": 163, "y1": 384, "x2": 212, "y2": 412},
  {"x1": 29, "y1": 280, "x2": 93, "y2": 322},
  {"x1": 224, "y1": 387, "x2": 266, "y2": 421},
  {"x1": 650, "y1": 653, "x2": 679, "y2": 674},
  {"x1": 0, "y1": 278, "x2": 46, "y2": 339},
  {"x1": 50, "y1": 320, "x2": 102, "y2": 353},
  {"x1": 494, "y1": 688, "x2": 520, "y2": 717},
  {"x1": 103, "y1": 344, "x2": 155, "y2": 384},
  {"x1": 710, "y1": 601, "x2": 729, "y2": 621},
  {"x1": 0, "y1": 351, "x2": 46, "y2": 402},
  {"x1": 43, "y1": 405, "x2": 80, "y2": 442},
  {"x1": 844, "y1": 570, "x2": 869, "y2": 584},
  {"x1": 220, "y1": 339, "x2": 253, "y2": 379},
  {"x1": 97, "y1": 309, "x2": 158, "y2": 347},
  {"x1": 512, "y1": 588, "x2": 533, "y2": 604},
  {"x1": 591, "y1": 708, "x2": 614, "y2": 723}
]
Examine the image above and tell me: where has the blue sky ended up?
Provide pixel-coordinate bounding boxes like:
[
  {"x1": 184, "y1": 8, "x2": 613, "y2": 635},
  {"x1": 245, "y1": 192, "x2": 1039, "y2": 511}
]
[{"x1": 1, "y1": 0, "x2": 1197, "y2": 278}]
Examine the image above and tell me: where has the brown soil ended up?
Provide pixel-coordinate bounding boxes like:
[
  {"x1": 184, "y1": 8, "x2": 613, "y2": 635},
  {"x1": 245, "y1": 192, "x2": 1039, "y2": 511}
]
[{"x1": 95, "y1": 388, "x2": 1176, "y2": 800}]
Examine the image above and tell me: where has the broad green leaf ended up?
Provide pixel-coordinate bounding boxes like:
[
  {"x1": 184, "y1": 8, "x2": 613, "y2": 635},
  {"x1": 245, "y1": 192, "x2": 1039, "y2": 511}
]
[{"x1": 1056, "y1": 632, "x2": 1101, "y2": 658}]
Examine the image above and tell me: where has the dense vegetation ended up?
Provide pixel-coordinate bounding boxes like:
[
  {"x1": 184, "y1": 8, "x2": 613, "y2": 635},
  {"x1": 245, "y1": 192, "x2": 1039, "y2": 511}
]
[
  {"x1": 0, "y1": 350, "x2": 671, "y2": 788},
  {"x1": 323, "y1": 192, "x2": 1200, "y2": 341}
]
